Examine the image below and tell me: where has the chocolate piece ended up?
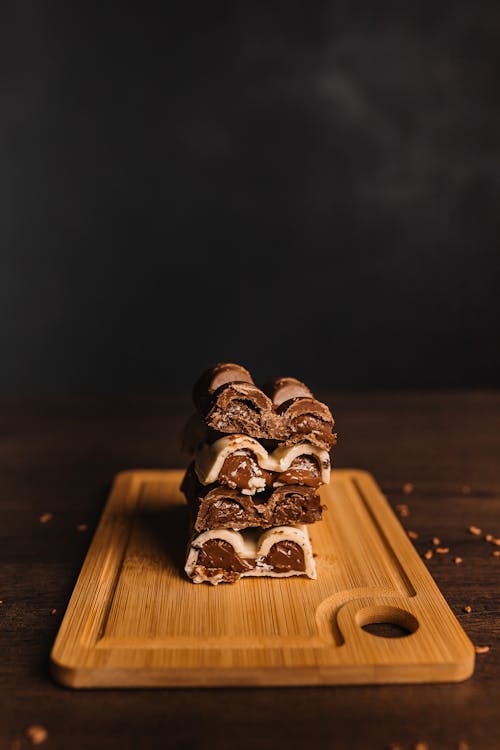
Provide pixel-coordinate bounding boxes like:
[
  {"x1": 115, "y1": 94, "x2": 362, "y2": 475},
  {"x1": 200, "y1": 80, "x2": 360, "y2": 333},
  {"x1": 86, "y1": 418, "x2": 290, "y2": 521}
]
[
  {"x1": 194, "y1": 435, "x2": 331, "y2": 490},
  {"x1": 274, "y1": 455, "x2": 322, "y2": 488},
  {"x1": 184, "y1": 525, "x2": 316, "y2": 584},
  {"x1": 195, "y1": 435, "x2": 271, "y2": 492},
  {"x1": 182, "y1": 465, "x2": 258, "y2": 530},
  {"x1": 205, "y1": 381, "x2": 285, "y2": 439},
  {"x1": 189, "y1": 364, "x2": 336, "y2": 447},
  {"x1": 192, "y1": 363, "x2": 254, "y2": 415},
  {"x1": 263, "y1": 376, "x2": 313, "y2": 407},
  {"x1": 190, "y1": 367, "x2": 335, "y2": 447},
  {"x1": 269, "y1": 485, "x2": 323, "y2": 526},
  {"x1": 218, "y1": 450, "x2": 274, "y2": 493},
  {"x1": 267, "y1": 540, "x2": 305, "y2": 572},
  {"x1": 278, "y1": 397, "x2": 336, "y2": 449},
  {"x1": 197, "y1": 539, "x2": 253, "y2": 573},
  {"x1": 182, "y1": 466, "x2": 323, "y2": 531}
]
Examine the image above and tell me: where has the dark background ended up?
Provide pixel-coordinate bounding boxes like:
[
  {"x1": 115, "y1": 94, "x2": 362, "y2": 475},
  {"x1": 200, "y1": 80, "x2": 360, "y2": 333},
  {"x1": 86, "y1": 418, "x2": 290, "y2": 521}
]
[{"x1": 1, "y1": 1, "x2": 499, "y2": 393}]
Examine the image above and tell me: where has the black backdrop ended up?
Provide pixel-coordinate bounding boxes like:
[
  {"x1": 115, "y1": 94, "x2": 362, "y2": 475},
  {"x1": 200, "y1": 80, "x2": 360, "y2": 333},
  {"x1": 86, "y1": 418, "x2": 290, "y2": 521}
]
[{"x1": 1, "y1": 1, "x2": 499, "y2": 392}]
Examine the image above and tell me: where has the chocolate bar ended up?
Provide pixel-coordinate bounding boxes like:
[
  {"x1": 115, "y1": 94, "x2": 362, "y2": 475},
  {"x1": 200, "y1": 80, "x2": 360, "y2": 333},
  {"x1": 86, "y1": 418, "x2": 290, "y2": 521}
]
[
  {"x1": 184, "y1": 525, "x2": 317, "y2": 584},
  {"x1": 182, "y1": 363, "x2": 336, "y2": 585},
  {"x1": 204, "y1": 381, "x2": 285, "y2": 440},
  {"x1": 182, "y1": 465, "x2": 323, "y2": 532},
  {"x1": 194, "y1": 364, "x2": 336, "y2": 449},
  {"x1": 276, "y1": 395, "x2": 336, "y2": 449},
  {"x1": 263, "y1": 376, "x2": 313, "y2": 406},
  {"x1": 192, "y1": 362, "x2": 254, "y2": 415},
  {"x1": 194, "y1": 434, "x2": 330, "y2": 492}
]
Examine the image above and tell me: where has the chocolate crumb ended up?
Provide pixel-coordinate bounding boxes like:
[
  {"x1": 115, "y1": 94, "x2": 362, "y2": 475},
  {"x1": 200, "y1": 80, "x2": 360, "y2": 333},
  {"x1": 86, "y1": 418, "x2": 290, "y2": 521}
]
[
  {"x1": 77, "y1": 523, "x2": 88, "y2": 532},
  {"x1": 432, "y1": 536, "x2": 441, "y2": 546},
  {"x1": 39, "y1": 513, "x2": 52, "y2": 524},
  {"x1": 407, "y1": 530, "x2": 419, "y2": 540},
  {"x1": 50, "y1": 608, "x2": 57, "y2": 615},
  {"x1": 468, "y1": 525, "x2": 482, "y2": 536},
  {"x1": 436, "y1": 547, "x2": 450, "y2": 554},
  {"x1": 454, "y1": 556, "x2": 463, "y2": 565},
  {"x1": 474, "y1": 645, "x2": 490, "y2": 654},
  {"x1": 402, "y1": 482, "x2": 414, "y2": 495},
  {"x1": 424, "y1": 549, "x2": 433, "y2": 560},
  {"x1": 463, "y1": 605, "x2": 472, "y2": 613},
  {"x1": 485, "y1": 534, "x2": 494, "y2": 542},
  {"x1": 25, "y1": 725, "x2": 48, "y2": 745}
]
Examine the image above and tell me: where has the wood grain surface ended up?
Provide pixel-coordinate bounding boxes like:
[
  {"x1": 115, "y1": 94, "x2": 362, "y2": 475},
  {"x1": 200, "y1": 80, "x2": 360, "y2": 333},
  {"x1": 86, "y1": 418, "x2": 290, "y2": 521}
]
[
  {"x1": 51, "y1": 469, "x2": 474, "y2": 687},
  {"x1": 1, "y1": 392, "x2": 499, "y2": 748}
]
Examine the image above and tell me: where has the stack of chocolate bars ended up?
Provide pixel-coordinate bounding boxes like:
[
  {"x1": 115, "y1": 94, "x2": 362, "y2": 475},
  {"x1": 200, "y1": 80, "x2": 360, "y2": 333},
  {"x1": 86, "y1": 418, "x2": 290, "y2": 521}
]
[{"x1": 181, "y1": 363, "x2": 336, "y2": 585}]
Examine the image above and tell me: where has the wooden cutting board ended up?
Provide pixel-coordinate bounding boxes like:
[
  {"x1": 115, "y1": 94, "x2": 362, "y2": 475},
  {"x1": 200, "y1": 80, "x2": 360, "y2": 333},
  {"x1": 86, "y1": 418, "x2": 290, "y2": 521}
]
[{"x1": 50, "y1": 469, "x2": 474, "y2": 688}]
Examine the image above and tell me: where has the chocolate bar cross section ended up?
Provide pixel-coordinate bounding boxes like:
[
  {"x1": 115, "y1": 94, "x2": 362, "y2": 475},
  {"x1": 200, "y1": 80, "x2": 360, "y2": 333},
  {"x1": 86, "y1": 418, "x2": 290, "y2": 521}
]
[
  {"x1": 182, "y1": 465, "x2": 323, "y2": 532},
  {"x1": 184, "y1": 525, "x2": 317, "y2": 585},
  {"x1": 193, "y1": 363, "x2": 336, "y2": 449},
  {"x1": 181, "y1": 363, "x2": 336, "y2": 584},
  {"x1": 194, "y1": 435, "x2": 331, "y2": 493}
]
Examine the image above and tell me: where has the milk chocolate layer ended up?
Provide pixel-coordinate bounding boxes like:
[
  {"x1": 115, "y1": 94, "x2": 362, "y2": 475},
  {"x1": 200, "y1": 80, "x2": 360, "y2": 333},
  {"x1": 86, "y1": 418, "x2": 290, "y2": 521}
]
[
  {"x1": 191, "y1": 365, "x2": 336, "y2": 449},
  {"x1": 269, "y1": 540, "x2": 305, "y2": 572},
  {"x1": 198, "y1": 538, "x2": 305, "y2": 574},
  {"x1": 263, "y1": 376, "x2": 313, "y2": 407},
  {"x1": 181, "y1": 465, "x2": 323, "y2": 532},
  {"x1": 185, "y1": 525, "x2": 316, "y2": 584},
  {"x1": 192, "y1": 362, "x2": 254, "y2": 415},
  {"x1": 205, "y1": 381, "x2": 286, "y2": 439},
  {"x1": 275, "y1": 455, "x2": 322, "y2": 487},
  {"x1": 197, "y1": 539, "x2": 253, "y2": 574},
  {"x1": 278, "y1": 397, "x2": 336, "y2": 449}
]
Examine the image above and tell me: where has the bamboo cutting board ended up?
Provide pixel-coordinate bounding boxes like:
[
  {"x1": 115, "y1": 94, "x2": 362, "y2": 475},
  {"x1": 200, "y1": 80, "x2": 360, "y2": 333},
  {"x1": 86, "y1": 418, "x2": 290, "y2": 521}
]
[{"x1": 51, "y1": 469, "x2": 474, "y2": 688}]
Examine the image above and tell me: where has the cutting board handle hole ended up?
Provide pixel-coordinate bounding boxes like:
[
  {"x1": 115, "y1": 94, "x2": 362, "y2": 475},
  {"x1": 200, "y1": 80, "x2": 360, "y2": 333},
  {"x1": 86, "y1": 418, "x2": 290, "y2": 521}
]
[{"x1": 355, "y1": 606, "x2": 419, "y2": 639}]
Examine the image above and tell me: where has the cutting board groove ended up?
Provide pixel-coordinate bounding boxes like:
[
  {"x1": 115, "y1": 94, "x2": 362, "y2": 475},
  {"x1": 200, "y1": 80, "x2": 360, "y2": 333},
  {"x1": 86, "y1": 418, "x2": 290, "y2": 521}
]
[{"x1": 51, "y1": 469, "x2": 474, "y2": 687}]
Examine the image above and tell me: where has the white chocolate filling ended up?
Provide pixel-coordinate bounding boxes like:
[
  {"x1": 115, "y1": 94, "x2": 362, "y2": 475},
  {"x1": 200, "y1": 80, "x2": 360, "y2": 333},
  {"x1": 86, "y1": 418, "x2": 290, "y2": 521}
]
[
  {"x1": 185, "y1": 524, "x2": 317, "y2": 584},
  {"x1": 194, "y1": 435, "x2": 330, "y2": 486}
]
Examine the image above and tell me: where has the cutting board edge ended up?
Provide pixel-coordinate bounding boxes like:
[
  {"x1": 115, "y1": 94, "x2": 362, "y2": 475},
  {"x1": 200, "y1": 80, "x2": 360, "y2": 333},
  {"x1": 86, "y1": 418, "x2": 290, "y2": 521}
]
[
  {"x1": 50, "y1": 467, "x2": 476, "y2": 689},
  {"x1": 50, "y1": 653, "x2": 475, "y2": 689}
]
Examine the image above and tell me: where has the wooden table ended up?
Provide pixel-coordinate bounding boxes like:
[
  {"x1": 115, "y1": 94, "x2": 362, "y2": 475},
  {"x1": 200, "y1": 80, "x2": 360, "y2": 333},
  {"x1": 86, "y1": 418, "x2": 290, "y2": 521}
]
[{"x1": 1, "y1": 392, "x2": 499, "y2": 750}]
